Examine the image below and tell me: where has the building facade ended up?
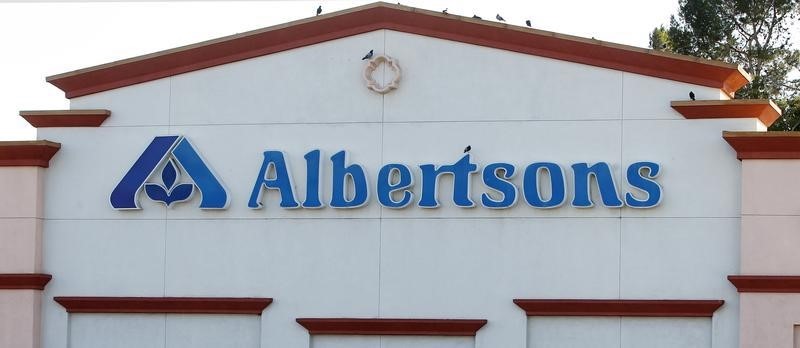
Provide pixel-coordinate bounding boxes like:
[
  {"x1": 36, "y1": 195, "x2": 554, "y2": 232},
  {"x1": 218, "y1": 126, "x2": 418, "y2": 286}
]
[{"x1": 1, "y1": 3, "x2": 799, "y2": 347}]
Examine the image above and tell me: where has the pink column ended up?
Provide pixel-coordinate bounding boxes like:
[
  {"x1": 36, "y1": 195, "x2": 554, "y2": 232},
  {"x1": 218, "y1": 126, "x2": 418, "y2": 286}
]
[
  {"x1": 724, "y1": 132, "x2": 800, "y2": 348},
  {"x1": 0, "y1": 141, "x2": 59, "y2": 348}
]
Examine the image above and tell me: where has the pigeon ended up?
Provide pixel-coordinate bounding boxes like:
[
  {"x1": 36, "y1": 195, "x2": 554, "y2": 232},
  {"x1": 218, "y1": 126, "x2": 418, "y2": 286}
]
[
  {"x1": 362, "y1": 49, "x2": 374, "y2": 60},
  {"x1": 525, "y1": 19, "x2": 531, "y2": 27},
  {"x1": 442, "y1": 8, "x2": 448, "y2": 14},
  {"x1": 463, "y1": 145, "x2": 471, "y2": 153},
  {"x1": 473, "y1": 14, "x2": 482, "y2": 19},
  {"x1": 316, "y1": 5, "x2": 322, "y2": 16},
  {"x1": 689, "y1": 91, "x2": 695, "y2": 101},
  {"x1": 496, "y1": 14, "x2": 505, "y2": 22}
]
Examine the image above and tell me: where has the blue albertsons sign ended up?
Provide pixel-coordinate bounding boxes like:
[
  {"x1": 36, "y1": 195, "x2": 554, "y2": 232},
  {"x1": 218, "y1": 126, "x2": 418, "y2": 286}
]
[{"x1": 111, "y1": 136, "x2": 661, "y2": 210}]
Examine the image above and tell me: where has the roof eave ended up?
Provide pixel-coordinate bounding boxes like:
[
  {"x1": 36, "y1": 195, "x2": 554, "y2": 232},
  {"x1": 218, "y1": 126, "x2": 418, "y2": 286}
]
[{"x1": 46, "y1": 2, "x2": 751, "y2": 99}]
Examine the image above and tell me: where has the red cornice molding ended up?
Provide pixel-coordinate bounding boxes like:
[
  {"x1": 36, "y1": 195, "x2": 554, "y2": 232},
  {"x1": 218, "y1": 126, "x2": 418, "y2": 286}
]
[
  {"x1": 53, "y1": 297, "x2": 272, "y2": 315},
  {"x1": 20, "y1": 110, "x2": 111, "y2": 128},
  {"x1": 47, "y1": 2, "x2": 749, "y2": 99},
  {"x1": 0, "y1": 274, "x2": 52, "y2": 290},
  {"x1": 728, "y1": 275, "x2": 800, "y2": 293},
  {"x1": 0, "y1": 141, "x2": 61, "y2": 168},
  {"x1": 671, "y1": 100, "x2": 781, "y2": 127},
  {"x1": 295, "y1": 318, "x2": 487, "y2": 336},
  {"x1": 722, "y1": 131, "x2": 800, "y2": 160},
  {"x1": 513, "y1": 299, "x2": 724, "y2": 317}
]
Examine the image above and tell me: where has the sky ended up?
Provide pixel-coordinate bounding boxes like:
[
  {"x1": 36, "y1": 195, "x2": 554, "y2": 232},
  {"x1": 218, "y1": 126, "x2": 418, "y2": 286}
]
[{"x1": 0, "y1": 0, "x2": 682, "y2": 140}]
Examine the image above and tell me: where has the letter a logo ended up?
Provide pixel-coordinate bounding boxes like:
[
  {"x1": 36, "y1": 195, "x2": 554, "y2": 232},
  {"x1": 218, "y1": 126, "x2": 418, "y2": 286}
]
[{"x1": 110, "y1": 136, "x2": 229, "y2": 210}]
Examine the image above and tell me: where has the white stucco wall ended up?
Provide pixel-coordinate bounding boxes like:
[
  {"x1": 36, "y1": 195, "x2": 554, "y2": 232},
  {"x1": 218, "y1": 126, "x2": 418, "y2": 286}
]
[{"x1": 36, "y1": 30, "x2": 756, "y2": 348}]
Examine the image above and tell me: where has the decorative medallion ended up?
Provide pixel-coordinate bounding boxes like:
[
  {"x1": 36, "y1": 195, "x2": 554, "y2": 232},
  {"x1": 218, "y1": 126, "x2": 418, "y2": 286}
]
[{"x1": 364, "y1": 55, "x2": 401, "y2": 94}]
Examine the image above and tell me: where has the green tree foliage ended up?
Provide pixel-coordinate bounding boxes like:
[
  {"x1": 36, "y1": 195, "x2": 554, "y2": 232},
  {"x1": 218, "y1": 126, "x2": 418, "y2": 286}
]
[
  {"x1": 649, "y1": 26, "x2": 672, "y2": 51},
  {"x1": 653, "y1": 0, "x2": 800, "y2": 130}
]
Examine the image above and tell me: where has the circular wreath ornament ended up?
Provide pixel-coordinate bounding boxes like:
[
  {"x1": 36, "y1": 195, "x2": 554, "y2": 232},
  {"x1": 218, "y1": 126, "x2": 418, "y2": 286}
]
[{"x1": 364, "y1": 55, "x2": 401, "y2": 94}]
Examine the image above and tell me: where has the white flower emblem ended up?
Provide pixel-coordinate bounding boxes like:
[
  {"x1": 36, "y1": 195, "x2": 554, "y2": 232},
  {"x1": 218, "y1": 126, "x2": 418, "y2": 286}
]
[{"x1": 363, "y1": 55, "x2": 401, "y2": 94}]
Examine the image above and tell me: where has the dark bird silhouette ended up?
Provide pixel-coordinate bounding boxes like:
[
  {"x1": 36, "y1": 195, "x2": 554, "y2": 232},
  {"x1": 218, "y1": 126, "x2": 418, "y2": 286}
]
[
  {"x1": 473, "y1": 14, "x2": 482, "y2": 19},
  {"x1": 316, "y1": 5, "x2": 322, "y2": 16},
  {"x1": 463, "y1": 145, "x2": 471, "y2": 153},
  {"x1": 442, "y1": 8, "x2": 448, "y2": 14},
  {"x1": 689, "y1": 91, "x2": 696, "y2": 101},
  {"x1": 525, "y1": 19, "x2": 531, "y2": 27},
  {"x1": 496, "y1": 14, "x2": 505, "y2": 22},
  {"x1": 362, "y1": 49, "x2": 374, "y2": 60}
]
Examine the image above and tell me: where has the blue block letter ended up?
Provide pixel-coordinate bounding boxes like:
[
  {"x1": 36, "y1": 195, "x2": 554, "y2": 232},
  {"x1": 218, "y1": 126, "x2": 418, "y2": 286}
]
[
  {"x1": 418, "y1": 154, "x2": 478, "y2": 208},
  {"x1": 303, "y1": 150, "x2": 323, "y2": 208},
  {"x1": 248, "y1": 151, "x2": 300, "y2": 209},
  {"x1": 625, "y1": 162, "x2": 662, "y2": 208},
  {"x1": 377, "y1": 164, "x2": 414, "y2": 208},
  {"x1": 481, "y1": 163, "x2": 517, "y2": 208},
  {"x1": 571, "y1": 162, "x2": 623, "y2": 208},
  {"x1": 522, "y1": 162, "x2": 566, "y2": 208},
  {"x1": 330, "y1": 151, "x2": 369, "y2": 208}
]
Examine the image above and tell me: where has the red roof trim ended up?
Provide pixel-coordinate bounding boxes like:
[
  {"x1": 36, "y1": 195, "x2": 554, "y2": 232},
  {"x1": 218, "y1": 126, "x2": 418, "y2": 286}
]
[
  {"x1": 722, "y1": 131, "x2": 800, "y2": 160},
  {"x1": 20, "y1": 110, "x2": 111, "y2": 128},
  {"x1": 513, "y1": 299, "x2": 724, "y2": 317},
  {"x1": 47, "y1": 2, "x2": 749, "y2": 99},
  {"x1": 0, "y1": 141, "x2": 61, "y2": 168},
  {"x1": 672, "y1": 100, "x2": 781, "y2": 126},
  {"x1": 295, "y1": 318, "x2": 487, "y2": 336},
  {"x1": 728, "y1": 275, "x2": 800, "y2": 293},
  {"x1": 53, "y1": 297, "x2": 272, "y2": 315},
  {"x1": 0, "y1": 274, "x2": 52, "y2": 290}
]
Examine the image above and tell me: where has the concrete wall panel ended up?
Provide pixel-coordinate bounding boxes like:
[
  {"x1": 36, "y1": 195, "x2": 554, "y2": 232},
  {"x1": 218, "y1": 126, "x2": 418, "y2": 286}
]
[
  {"x1": 312, "y1": 335, "x2": 472, "y2": 348},
  {"x1": 0, "y1": 167, "x2": 41, "y2": 218},
  {"x1": 740, "y1": 293, "x2": 800, "y2": 348},
  {"x1": 69, "y1": 314, "x2": 166, "y2": 348},
  {"x1": 742, "y1": 160, "x2": 800, "y2": 216},
  {"x1": 621, "y1": 317, "x2": 711, "y2": 348},
  {"x1": 169, "y1": 31, "x2": 385, "y2": 126},
  {"x1": 622, "y1": 73, "x2": 726, "y2": 120},
  {"x1": 163, "y1": 218, "x2": 380, "y2": 348},
  {"x1": 527, "y1": 316, "x2": 620, "y2": 348},
  {"x1": 741, "y1": 215, "x2": 800, "y2": 274},
  {"x1": 622, "y1": 119, "x2": 757, "y2": 218},
  {"x1": 0, "y1": 218, "x2": 41, "y2": 272},
  {"x1": 0, "y1": 290, "x2": 41, "y2": 348},
  {"x1": 42, "y1": 219, "x2": 166, "y2": 296},
  {"x1": 166, "y1": 314, "x2": 260, "y2": 348},
  {"x1": 69, "y1": 79, "x2": 171, "y2": 127},
  {"x1": 384, "y1": 31, "x2": 623, "y2": 122}
]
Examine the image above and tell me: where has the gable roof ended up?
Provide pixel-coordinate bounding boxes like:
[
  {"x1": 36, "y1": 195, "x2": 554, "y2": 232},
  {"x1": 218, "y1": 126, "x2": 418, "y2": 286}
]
[{"x1": 47, "y1": 2, "x2": 751, "y2": 99}]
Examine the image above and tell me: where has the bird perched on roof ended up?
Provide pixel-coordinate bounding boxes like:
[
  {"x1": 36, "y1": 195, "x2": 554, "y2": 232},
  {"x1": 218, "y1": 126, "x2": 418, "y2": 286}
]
[
  {"x1": 464, "y1": 145, "x2": 471, "y2": 153},
  {"x1": 442, "y1": 8, "x2": 448, "y2": 14},
  {"x1": 362, "y1": 50, "x2": 374, "y2": 60},
  {"x1": 473, "y1": 14, "x2": 482, "y2": 19},
  {"x1": 689, "y1": 91, "x2": 695, "y2": 100},
  {"x1": 525, "y1": 19, "x2": 531, "y2": 27},
  {"x1": 496, "y1": 14, "x2": 505, "y2": 22},
  {"x1": 316, "y1": 5, "x2": 322, "y2": 16}
]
